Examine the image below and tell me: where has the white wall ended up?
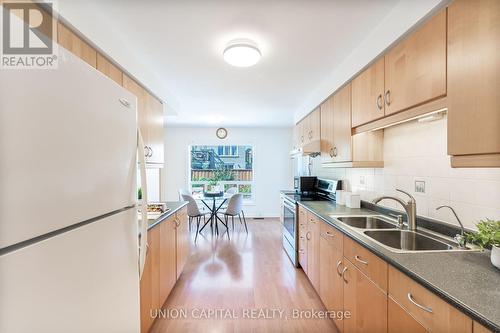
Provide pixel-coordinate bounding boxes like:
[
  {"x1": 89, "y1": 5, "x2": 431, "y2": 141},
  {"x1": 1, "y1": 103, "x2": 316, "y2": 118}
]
[
  {"x1": 162, "y1": 127, "x2": 293, "y2": 217},
  {"x1": 312, "y1": 116, "x2": 500, "y2": 230},
  {"x1": 296, "y1": 0, "x2": 448, "y2": 122}
]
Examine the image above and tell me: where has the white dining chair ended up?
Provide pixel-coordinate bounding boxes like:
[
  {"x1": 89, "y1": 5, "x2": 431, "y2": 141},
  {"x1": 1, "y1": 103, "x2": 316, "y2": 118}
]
[
  {"x1": 226, "y1": 187, "x2": 238, "y2": 195},
  {"x1": 181, "y1": 193, "x2": 209, "y2": 234},
  {"x1": 178, "y1": 188, "x2": 190, "y2": 200},
  {"x1": 218, "y1": 193, "x2": 248, "y2": 233}
]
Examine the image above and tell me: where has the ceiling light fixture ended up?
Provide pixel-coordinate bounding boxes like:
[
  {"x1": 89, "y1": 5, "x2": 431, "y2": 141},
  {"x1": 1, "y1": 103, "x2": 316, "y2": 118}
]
[{"x1": 223, "y1": 39, "x2": 261, "y2": 67}]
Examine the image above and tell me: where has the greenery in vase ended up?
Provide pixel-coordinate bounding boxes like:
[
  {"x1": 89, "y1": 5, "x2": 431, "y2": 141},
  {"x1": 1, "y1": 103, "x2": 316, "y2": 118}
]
[
  {"x1": 137, "y1": 187, "x2": 142, "y2": 200},
  {"x1": 465, "y1": 219, "x2": 500, "y2": 249}
]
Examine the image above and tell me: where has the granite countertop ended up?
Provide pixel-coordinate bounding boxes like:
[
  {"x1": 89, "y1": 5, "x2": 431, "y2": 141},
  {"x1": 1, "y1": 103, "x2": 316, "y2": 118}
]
[
  {"x1": 146, "y1": 201, "x2": 188, "y2": 230},
  {"x1": 294, "y1": 199, "x2": 500, "y2": 332}
]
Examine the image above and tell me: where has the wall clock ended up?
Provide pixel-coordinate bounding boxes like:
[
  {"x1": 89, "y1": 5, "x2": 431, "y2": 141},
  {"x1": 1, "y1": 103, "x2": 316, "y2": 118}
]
[{"x1": 216, "y1": 127, "x2": 228, "y2": 139}]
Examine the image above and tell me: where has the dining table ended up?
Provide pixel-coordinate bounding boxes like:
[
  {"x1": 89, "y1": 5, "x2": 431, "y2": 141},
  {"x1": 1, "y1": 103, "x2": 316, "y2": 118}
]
[{"x1": 198, "y1": 192, "x2": 231, "y2": 236}]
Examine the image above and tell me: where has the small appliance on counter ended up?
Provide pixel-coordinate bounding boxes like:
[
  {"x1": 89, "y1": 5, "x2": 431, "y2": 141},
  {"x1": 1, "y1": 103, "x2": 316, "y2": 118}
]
[{"x1": 294, "y1": 176, "x2": 317, "y2": 194}]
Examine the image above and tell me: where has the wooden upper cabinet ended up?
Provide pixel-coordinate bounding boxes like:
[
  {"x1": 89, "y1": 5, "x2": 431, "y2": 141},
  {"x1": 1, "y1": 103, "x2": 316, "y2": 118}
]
[
  {"x1": 96, "y1": 53, "x2": 122, "y2": 86},
  {"x1": 296, "y1": 120, "x2": 305, "y2": 148},
  {"x1": 343, "y1": 259, "x2": 388, "y2": 333},
  {"x1": 124, "y1": 81, "x2": 164, "y2": 165},
  {"x1": 447, "y1": 0, "x2": 500, "y2": 166},
  {"x1": 321, "y1": 84, "x2": 352, "y2": 163},
  {"x1": 146, "y1": 93, "x2": 165, "y2": 165},
  {"x1": 296, "y1": 108, "x2": 320, "y2": 150},
  {"x1": 159, "y1": 216, "x2": 177, "y2": 303},
  {"x1": 351, "y1": 57, "x2": 385, "y2": 127},
  {"x1": 320, "y1": 95, "x2": 335, "y2": 163},
  {"x1": 332, "y1": 83, "x2": 352, "y2": 162},
  {"x1": 308, "y1": 108, "x2": 321, "y2": 143},
  {"x1": 384, "y1": 10, "x2": 446, "y2": 115},
  {"x1": 57, "y1": 22, "x2": 97, "y2": 68}
]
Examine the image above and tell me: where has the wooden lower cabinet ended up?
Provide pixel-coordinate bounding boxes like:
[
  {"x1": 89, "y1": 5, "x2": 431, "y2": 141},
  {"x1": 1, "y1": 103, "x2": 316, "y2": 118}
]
[
  {"x1": 159, "y1": 215, "x2": 177, "y2": 302},
  {"x1": 388, "y1": 266, "x2": 472, "y2": 333},
  {"x1": 298, "y1": 206, "x2": 308, "y2": 273},
  {"x1": 473, "y1": 321, "x2": 493, "y2": 333},
  {"x1": 388, "y1": 297, "x2": 427, "y2": 333},
  {"x1": 343, "y1": 259, "x2": 387, "y2": 333},
  {"x1": 176, "y1": 207, "x2": 189, "y2": 279},
  {"x1": 140, "y1": 206, "x2": 190, "y2": 333},
  {"x1": 298, "y1": 207, "x2": 483, "y2": 333},
  {"x1": 319, "y1": 223, "x2": 344, "y2": 331},
  {"x1": 306, "y1": 211, "x2": 321, "y2": 291}
]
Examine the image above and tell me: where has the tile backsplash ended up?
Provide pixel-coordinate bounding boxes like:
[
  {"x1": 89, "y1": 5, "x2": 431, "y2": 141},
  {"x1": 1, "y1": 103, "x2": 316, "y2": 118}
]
[{"x1": 312, "y1": 115, "x2": 500, "y2": 230}]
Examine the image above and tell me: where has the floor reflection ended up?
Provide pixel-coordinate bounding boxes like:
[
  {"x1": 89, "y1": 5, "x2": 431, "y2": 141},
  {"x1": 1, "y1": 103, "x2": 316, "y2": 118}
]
[{"x1": 152, "y1": 218, "x2": 337, "y2": 333}]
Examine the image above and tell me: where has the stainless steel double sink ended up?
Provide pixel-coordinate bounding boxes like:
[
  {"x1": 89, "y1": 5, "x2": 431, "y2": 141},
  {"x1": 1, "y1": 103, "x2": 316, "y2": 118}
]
[{"x1": 332, "y1": 215, "x2": 474, "y2": 252}]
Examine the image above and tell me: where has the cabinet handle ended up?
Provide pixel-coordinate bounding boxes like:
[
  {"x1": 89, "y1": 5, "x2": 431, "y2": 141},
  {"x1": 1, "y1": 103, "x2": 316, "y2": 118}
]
[
  {"x1": 329, "y1": 147, "x2": 334, "y2": 158},
  {"x1": 341, "y1": 267, "x2": 348, "y2": 283},
  {"x1": 354, "y1": 255, "x2": 368, "y2": 265},
  {"x1": 308, "y1": 131, "x2": 313, "y2": 139},
  {"x1": 407, "y1": 293, "x2": 433, "y2": 313},
  {"x1": 376, "y1": 94, "x2": 383, "y2": 110},
  {"x1": 325, "y1": 231, "x2": 334, "y2": 238},
  {"x1": 148, "y1": 146, "x2": 153, "y2": 157},
  {"x1": 299, "y1": 249, "x2": 305, "y2": 254},
  {"x1": 301, "y1": 136, "x2": 304, "y2": 143},
  {"x1": 336, "y1": 260, "x2": 343, "y2": 276},
  {"x1": 306, "y1": 231, "x2": 311, "y2": 240},
  {"x1": 144, "y1": 146, "x2": 149, "y2": 157},
  {"x1": 119, "y1": 98, "x2": 131, "y2": 108},
  {"x1": 333, "y1": 146, "x2": 338, "y2": 157},
  {"x1": 384, "y1": 90, "x2": 391, "y2": 106}
]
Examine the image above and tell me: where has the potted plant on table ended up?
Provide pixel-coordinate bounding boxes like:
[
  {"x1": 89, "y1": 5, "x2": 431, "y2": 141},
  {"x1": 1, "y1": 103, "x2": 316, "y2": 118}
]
[{"x1": 465, "y1": 219, "x2": 500, "y2": 269}]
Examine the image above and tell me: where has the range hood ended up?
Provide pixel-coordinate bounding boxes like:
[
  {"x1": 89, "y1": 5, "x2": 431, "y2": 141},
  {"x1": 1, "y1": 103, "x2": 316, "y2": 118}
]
[{"x1": 290, "y1": 139, "x2": 321, "y2": 157}]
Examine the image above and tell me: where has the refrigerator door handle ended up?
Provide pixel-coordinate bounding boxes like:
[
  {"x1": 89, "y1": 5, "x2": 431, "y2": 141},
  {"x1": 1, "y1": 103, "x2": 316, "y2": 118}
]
[{"x1": 137, "y1": 129, "x2": 149, "y2": 279}]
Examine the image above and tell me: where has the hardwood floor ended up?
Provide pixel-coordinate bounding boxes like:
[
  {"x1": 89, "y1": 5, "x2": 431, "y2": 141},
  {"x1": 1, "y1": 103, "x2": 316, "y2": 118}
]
[{"x1": 150, "y1": 218, "x2": 338, "y2": 333}]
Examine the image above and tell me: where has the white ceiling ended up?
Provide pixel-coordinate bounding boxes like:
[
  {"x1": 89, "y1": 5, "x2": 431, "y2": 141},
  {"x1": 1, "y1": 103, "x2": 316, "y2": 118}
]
[{"x1": 57, "y1": 0, "x2": 440, "y2": 127}]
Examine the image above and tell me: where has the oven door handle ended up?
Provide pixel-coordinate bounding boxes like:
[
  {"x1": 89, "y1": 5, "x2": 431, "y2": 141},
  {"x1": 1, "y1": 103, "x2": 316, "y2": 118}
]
[{"x1": 283, "y1": 200, "x2": 296, "y2": 211}]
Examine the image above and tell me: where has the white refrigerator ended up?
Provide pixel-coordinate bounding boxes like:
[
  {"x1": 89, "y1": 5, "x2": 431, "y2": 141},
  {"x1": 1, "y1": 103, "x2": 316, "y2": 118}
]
[{"x1": 0, "y1": 47, "x2": 145, "y2": 332}]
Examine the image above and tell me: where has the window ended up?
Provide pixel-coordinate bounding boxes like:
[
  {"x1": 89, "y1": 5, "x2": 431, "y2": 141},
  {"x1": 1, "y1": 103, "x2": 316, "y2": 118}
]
[
  {"x1": 217, "y1": 145, "x2": 239, "y2": 157},
  {"x1": 189, "y1": 145, "x2": 254, "y2": 201}
]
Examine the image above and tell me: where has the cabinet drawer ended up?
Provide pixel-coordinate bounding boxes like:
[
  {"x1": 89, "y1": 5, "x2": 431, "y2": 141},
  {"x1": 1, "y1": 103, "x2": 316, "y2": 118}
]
[
  {"x1": 343, "y1": 235, "x2": 388, "y2": 292},
  {"x1": 388, "y1": 266, "x2": 472, "y2": 333},
  {"x1": 319, "y1": 221, "x2": 343, "y2": 251}
]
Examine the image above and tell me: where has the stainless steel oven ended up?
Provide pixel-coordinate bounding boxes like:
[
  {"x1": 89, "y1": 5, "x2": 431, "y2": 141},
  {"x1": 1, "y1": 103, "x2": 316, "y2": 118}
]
[{"x1": 281, "y1": 195, "x2": 298, "y2": 267}]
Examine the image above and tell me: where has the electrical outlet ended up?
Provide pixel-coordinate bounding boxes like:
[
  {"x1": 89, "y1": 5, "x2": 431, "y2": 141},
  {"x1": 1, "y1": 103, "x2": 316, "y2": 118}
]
[
  {"x1": 360, "y1": 175, "x2": 365, "y2": 185},
  {"x1": 415, "y1": 180, "x2": 425, "y2": 194}
]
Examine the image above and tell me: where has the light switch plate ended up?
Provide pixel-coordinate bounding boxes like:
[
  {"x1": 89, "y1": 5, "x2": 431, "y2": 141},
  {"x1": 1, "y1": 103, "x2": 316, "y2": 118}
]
[{"x1": 415, "y1": 180, "x2": 425, "y2": 194}]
